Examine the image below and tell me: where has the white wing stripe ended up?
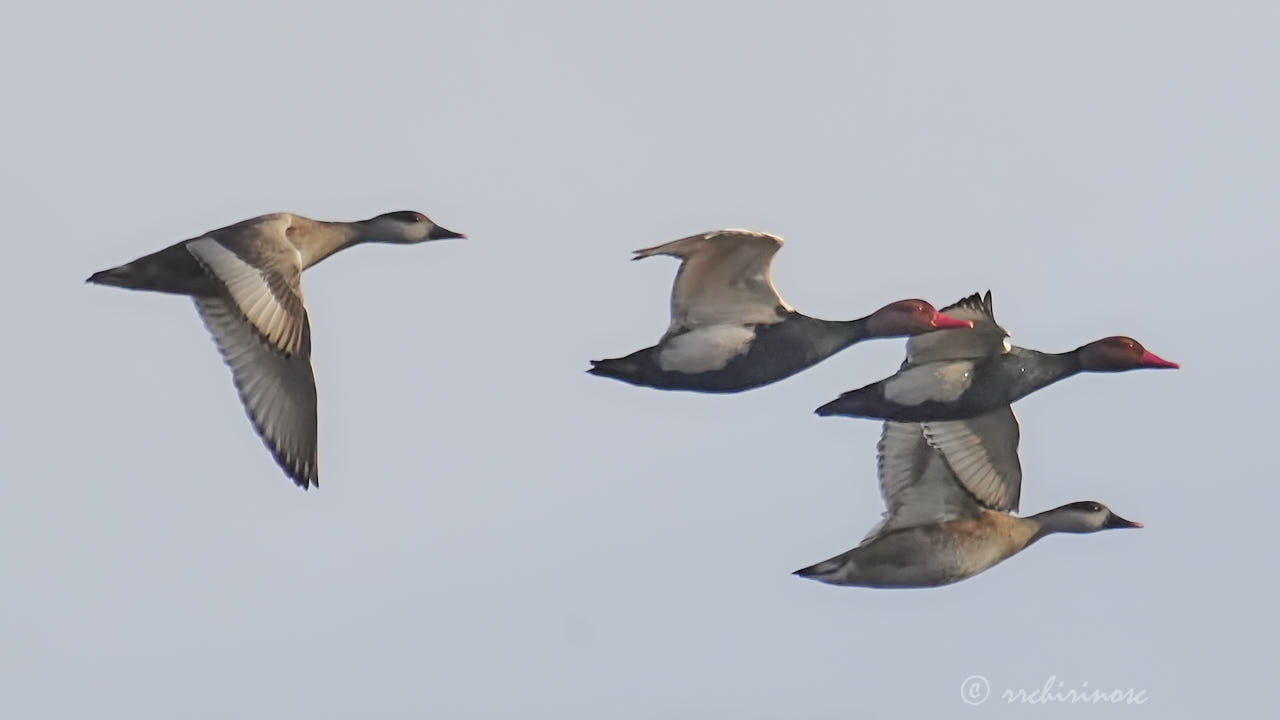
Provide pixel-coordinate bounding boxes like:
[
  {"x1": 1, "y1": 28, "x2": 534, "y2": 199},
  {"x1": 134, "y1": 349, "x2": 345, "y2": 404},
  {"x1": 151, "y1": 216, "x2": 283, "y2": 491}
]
[{"x1": 188, "y1": 238, "x2": 298, "y2": 352}]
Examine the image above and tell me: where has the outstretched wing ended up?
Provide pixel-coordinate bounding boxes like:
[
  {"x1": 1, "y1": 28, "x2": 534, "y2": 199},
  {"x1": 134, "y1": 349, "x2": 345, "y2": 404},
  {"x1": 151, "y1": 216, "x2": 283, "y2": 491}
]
[
  {"x1": 186, "y1": 216, "x2": 319, "y2": 487},
  {"x1": 906, "y1": 290, "x2": 1009, "y2": 365},
  {"x1": 894, "y1": 292, "x2": 1023, "y2": 511},
  {"x1": 187, "y1": 217, "x2": 308, "y2": 357},
  {"x1": 862, "y1": 421, "x2": 981, "y2": 543},
  {"x1": 633, "y1": 229, "x2": 790, "y2": 334},
  {"x1": 194, "y1": 297, "x2": 318, "y2": 487},
  {"x1": 923, "y1": 406, "x2": 1022, "y2": 512}
]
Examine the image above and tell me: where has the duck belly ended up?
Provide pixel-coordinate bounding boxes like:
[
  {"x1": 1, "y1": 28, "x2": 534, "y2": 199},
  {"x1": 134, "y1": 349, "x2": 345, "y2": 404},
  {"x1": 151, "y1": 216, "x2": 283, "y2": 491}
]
[
  {"x1": 796, "y1": 523, "x2": 1021, "y2": 589},
  {"x1": 851, "y1": 548, "x2": 972, "y2": 588},
  {"x1": 796, "y1": 531, "x2": 969, "y2": 588}
]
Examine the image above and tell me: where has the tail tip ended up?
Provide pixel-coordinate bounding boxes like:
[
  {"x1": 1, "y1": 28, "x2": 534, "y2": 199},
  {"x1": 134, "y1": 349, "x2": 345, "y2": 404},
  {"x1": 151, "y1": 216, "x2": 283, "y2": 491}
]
[
  {"x1": 587, "y1": 358, "x2": 628, "y2": 377},
  {"x1": 86, "y1": 267, "x2": 130, "y2": 287},
  {"x1": 815, "y1": 391, "x2": 864, "y2": 417},
  {"x1": 793, "y1": 559, "x2": 845, "y2": 582}
]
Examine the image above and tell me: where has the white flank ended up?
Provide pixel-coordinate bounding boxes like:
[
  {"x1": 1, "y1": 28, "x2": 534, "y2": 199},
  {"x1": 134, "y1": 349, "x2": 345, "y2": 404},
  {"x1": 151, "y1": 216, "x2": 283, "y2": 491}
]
[
  {"x1": 657, "y1": 325, "x2": 757, "y2": 373},
  {"x1": 882, "y1": 361, "x2": 976, "y2": 405}
]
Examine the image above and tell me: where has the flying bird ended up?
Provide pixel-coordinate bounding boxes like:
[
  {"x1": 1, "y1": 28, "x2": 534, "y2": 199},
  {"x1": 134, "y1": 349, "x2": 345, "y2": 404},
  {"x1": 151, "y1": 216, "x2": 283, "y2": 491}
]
[
  {"x1": 815, "y1": 291, "x2": 1178, "y2": 422},
  {"x1": 792, "y1": 421, "x2": 1142, "y2": 589},
  {"x1": 588, "y1": 230, "x2": 972, "y2": 392},
  {"x1": 87, "y1": 211, "x2": 465, "y2": 488}
]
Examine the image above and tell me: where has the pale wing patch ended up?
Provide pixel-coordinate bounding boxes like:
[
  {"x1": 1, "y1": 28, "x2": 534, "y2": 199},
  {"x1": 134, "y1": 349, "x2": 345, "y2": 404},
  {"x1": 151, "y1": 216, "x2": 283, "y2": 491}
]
[
  {"x1": 906, "y1": 291, "x2": 1010, "y2": 364},
  {"x1": 635, "y1": 230, "x2": 789, "y2": 332},
  {"x1": 882, "y1": 361, "x2": 976, "y2": 405},
  {"x1": 868, "y1": 421, "x2": 935, "y2": 541},
  {"x1": 656, "y1": 325, "x2": 757, "y2": 373},
  {"x1": 865, "y1": 421, "x2": 979, "y2": 543},
  {"x1": 923, "y1": 406, "x2": 1022, "y2": 512},
  {"x1": 195, "y1": 296, "x2": 319, "y2": 487},
  {"x1": 188, "y1": 238, "x2": 306, "y2": 355},
  {"x1": 906, "y1": 324, "x2": 1010, "y2": 365}
]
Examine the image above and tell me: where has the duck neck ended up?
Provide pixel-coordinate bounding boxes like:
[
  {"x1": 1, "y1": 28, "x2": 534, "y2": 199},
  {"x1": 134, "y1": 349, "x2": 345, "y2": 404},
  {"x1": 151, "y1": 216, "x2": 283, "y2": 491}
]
[
  {"x1": 770, "y1": 315, "x2": 867, "y2": 361},
  {"x1": 297, "y1": 220, "x2": 363, "y2": 269},
  {"x1": 821, "y1": 317, "x2": 872, "y2": 353},
  {"x1": 1025, "y1": 507, "x2": 1081, "y2": 544},
  {"x1": 1004, "y1": 346, "x2": 1083, "y2": 403}
]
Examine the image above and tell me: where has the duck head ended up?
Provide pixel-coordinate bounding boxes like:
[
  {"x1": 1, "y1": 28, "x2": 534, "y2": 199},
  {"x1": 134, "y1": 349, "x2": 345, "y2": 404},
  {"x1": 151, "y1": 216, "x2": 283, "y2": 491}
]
[
  {"x1": 365, "y1": 211, "x2": 466, "y2": 244},
  {"x1": 1039, "y1": 500, "x2": 1143, "y2": 534},
  {"x1": 864, "y1": 299, "x2": 974, "y2": 338},
  {"x1": 1076, "y1": 336, "x2": 1179, "y2": 371}
]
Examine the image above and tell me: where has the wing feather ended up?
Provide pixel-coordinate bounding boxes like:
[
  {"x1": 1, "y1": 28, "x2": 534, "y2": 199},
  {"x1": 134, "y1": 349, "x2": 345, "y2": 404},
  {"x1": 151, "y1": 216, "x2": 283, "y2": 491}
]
[
  {"x1": 186, "y1": 224, "x2": 307, "y2": 356},
  {"x1": 185, "y1": 216, "x2": 318, "y2": 487},
  {"x1": 633, "y1": 229, "x2": 789, "y2": 333},
  {"x1": 906, "y1": 290, "x2": 1009, "y2": 365},
  {"x1": 195, "y1": 296, "x2": 319, "y2": 487},
  {"x1": 862, "y1": 422, "x2": 981, "y2": 543},
  {"x1": 922, "y1": 406, "x2": 1022, "y2": 512}
]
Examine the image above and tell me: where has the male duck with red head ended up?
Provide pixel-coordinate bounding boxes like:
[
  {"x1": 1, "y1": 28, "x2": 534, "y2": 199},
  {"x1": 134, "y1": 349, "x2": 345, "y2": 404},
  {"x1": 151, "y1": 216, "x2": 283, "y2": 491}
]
[
  {"x1": 816, "y1": 291, "x2": 1178, "y2": 422},
  {"x1": 588, "y1": 229, "x2": 972, "y2": 393}
]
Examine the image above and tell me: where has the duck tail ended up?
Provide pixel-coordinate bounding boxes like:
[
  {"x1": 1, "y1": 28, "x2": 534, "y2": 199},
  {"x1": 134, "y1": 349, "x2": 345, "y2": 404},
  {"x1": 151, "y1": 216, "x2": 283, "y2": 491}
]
[
  {"x1": 586, "y1": 348, "x2": 657, "y2": 385},
  {"x1": 793, "y1": 557, "x2": 846, "y2": 581},
  {"x1": 586, "y1": 357, "x2": 633, "y2": 380},
  {"x1": 813, "y1": 388, "x2": 871, "y2": 418},
  {"x1": 86, "y1": 263, "x2": 143, "y2": 289},
  {"x1": 792, "y1": 549, "x2": 863, "y2": 586}
]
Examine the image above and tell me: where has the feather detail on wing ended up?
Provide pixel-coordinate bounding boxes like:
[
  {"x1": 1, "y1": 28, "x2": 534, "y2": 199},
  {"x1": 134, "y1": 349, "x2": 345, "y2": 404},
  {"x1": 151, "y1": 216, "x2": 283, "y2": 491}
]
[
  {"x1": 923, "y1": 406, "x2": 1022, "y2": 512},
  {"x1": 906, "y1": 290, "x2": 1009, "y2": 364},
  {"x1": 633, "y1": 229, "x2": 790, "y2": 334},
  {"x1": 862, "y1": 422, "x2": 981, "y2": 543},
  {"x1": 187, "y1": 235, "x2": 308, "y2": 356},
  {"x1": 186, "y1": 218, "x2": 318, "y2": 487},
  {"x1": 194, "y1": 296, "x2": 319, "y2": 487}
]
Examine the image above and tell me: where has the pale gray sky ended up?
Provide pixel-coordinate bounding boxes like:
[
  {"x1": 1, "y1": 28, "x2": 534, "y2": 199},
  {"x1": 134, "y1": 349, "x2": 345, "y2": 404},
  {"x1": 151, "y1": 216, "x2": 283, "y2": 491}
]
[{"x1": 2, "y1": 1, "x2": 1274, "y2": 717}]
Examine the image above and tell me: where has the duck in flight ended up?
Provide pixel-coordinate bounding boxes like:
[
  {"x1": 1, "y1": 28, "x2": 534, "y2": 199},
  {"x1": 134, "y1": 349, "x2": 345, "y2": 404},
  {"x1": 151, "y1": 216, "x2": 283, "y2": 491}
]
[
  {"x1": 87, "y1": 211, "x2": 465, "y2": 488},
  {"x1": 587, "y1": 230, "x2": 972, "y2": 393},
  {"x1": 814, "y1": 291, "x2": 1178, "y2": 422},
  {"x1": 792, "y1": 421, "x2": 1142, "y2": 589}
]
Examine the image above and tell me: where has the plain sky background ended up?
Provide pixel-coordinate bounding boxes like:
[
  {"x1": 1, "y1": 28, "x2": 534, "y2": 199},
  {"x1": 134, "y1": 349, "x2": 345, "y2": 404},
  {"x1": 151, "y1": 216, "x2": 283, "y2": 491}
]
[{"x1": 1, "y1": 1, "x2": 1275, "y2": 717}]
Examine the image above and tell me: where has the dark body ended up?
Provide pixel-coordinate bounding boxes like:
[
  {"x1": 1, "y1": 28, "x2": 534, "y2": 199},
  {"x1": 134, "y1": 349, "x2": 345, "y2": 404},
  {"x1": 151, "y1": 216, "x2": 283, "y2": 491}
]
[{"x1": 589, "y1": 311, "x2": 865, "y2": 393}]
